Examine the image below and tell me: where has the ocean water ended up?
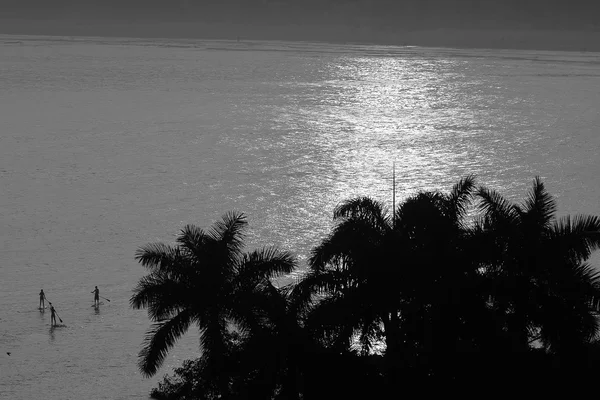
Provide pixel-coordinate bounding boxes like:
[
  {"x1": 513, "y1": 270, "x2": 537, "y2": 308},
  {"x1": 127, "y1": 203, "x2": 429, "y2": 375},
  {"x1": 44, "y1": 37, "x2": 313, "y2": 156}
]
[{"x1": 1, "y1": 35, "x2": 599, "y2": 399}]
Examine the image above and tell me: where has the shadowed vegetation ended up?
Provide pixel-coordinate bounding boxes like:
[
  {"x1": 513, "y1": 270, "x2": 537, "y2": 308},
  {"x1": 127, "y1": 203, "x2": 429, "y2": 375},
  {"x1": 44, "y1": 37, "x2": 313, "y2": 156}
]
[{"x1": 132, "y1": 176, "x2": 600, "y2": 399}]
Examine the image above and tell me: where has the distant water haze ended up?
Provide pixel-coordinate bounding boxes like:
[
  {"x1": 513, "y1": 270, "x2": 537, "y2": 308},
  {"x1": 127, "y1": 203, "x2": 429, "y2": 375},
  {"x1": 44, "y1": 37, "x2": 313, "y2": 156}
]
[
  {"x1": 1, "y1": 0, "x2": 599, "y2": 28},
  {"x1": 1, "y1": 0, "x2": 600, "y2": 51},
  {"x1": 0, "y1": 35, "x2": 599, "y2": 399}
]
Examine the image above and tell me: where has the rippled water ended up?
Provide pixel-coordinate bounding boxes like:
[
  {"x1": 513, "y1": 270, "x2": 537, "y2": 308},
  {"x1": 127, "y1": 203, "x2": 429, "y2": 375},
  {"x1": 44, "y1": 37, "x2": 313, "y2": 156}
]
[{"x1": 1, "y1": 35, "x2": 599, "y2": 399}]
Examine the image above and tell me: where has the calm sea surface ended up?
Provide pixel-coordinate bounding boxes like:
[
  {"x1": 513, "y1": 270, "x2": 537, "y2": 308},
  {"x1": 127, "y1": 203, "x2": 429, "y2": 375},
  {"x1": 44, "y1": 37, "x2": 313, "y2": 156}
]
[{"x1": 1, "y1": 35, "x2": 599, "y2": 399}]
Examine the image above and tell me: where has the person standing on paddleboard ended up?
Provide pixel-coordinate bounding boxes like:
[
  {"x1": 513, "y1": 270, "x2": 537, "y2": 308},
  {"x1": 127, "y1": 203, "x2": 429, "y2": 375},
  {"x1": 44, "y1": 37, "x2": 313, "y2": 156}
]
[
  {"x1": 39, "y1": 289, "x2": 45, "y2": 309},
  {"x1": 50, "y1": 304, "x2": 57, "y2": 326},
  {"x1": 92, "y1": 286, "x2": 100, "y2": 306}
]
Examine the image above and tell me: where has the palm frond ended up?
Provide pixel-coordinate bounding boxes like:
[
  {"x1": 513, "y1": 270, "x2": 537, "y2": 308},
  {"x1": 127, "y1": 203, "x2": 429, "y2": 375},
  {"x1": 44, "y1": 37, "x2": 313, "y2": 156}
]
[
  {"x1": 309, "y1": 237, "x2": 347, "y2": 272},
  {"x1": 357, "y1": 310, "x2": 384, "y2": 355},
  {"x1": 301, "y1": 268, "x2": 354, "y2": 297},
  {"x1": 305, "y1": 286, "x2": 379, "y2": 352},
  {"x1": 333, "y1": 196, "x2": 391, "y2": 230},
  {"x1": 551, "y1": 215, "x2": 600, "y2": 263},
  {"x1": 309, "y1": 217, "x2": 385, "y2": 271},
  {"x1": 304, "y1": 295, "x2": 353, "y2": 347},
  {"x1": 237, "y1": 247, "x2": 297, "y2": 281},
  {"x1": 570, "y1": 262, "x2": 600, "y2": 311},
  {"x1": 207, "y1": 211, "x2": 247, "y2": 255},
  {"x1": 287, "y1": 271, "x2": 321, "y2": 317},
  {"x1": 138, "y1": 309, "x2": 194, "y2": 377},
  {"x1": 198, "y1": 211, "x2": 248, "y2": 278},
  {"x1": 395, "y1": 191, "x2": 459, "y2": 243},
  {"x1": 476, "y1": 186, "x2": 519, "y2": 228},
  {"x1": 447, "y1": 174, "x2": 476, "y2": 218},
  {"x1": 176, "y1": 224, "x2": 207, "y2": 258},
  {"x1": 288, "y1": 268, "x2": 354, "y2": 320},
  {"x1": 135, "y1": 243, "x2": 186, "y2": 273},
  {"x1": 130, "y1": 272, "x2": 194, "y2": 321},
  {"x1": 231, "y1": 281, "x2": 290, "y2": 338},
  {"x1": 396, "y1": 191, "x2": 445, "y2": 223},
  {"x1": 521, "y1": 176, "x2": 557, "y2": 229}
]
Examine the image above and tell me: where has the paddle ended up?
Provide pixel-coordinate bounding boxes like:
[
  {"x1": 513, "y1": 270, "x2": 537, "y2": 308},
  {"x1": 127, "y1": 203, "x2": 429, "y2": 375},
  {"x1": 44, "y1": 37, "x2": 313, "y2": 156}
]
[
  {"x1": 100, "y1": 296, "x2": 111, "y2": 302},
  {"x1": 47, "y1": 301, "x2": 63, "y2": 324},
  {"x1": 54, "y1": 309, "x2": 64, "y2": 324}
]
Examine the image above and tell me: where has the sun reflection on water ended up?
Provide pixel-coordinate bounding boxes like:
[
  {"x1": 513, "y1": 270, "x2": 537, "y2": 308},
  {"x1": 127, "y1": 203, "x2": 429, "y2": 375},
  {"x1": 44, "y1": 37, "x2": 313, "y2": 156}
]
[
  {"x1": 1, "y1": 38, "x2": 599, "y2": 399},
  {"x1": 264, "y1": 47, "x2": 599, "y2": 270}
]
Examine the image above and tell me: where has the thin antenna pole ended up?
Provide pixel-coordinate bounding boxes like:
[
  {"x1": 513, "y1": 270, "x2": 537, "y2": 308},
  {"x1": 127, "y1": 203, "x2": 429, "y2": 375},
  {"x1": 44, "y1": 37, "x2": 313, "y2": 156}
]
[{"x1": 392, "y1": 162, "x2": 396, "y2": 228}]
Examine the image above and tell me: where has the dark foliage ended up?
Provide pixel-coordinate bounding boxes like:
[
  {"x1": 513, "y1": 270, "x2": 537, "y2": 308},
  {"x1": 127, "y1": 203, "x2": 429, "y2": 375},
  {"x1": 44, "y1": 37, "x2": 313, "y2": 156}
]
[{"x1": 134, "y1": 176, "x2": 600, "y2": 399}]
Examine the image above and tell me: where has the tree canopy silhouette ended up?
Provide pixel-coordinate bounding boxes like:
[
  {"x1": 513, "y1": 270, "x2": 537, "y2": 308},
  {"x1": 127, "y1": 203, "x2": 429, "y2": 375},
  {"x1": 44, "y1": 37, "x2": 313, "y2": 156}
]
[
  {"x1": 131, "y1": 211, "x2": 297, "y2": 384},
  {"x1": 133, "y1": 176, "x2": 600, "y2": 399}
]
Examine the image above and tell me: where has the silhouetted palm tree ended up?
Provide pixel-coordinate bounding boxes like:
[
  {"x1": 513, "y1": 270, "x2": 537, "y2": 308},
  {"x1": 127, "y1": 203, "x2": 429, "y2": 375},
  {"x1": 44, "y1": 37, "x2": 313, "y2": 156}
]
[
  {"x1": 131, "y1": 211, "x2": 297, "y2": 395},
  {"x1": 292, "y1": 176, "x2": 483, "y2": 382},
  {"x1": 146, "y1": 281, "x2": 310, "y2": 400},
  {"x1": 475, "y1": 177, "x2": 600, "y2": 354},
  {"x1": 389, "y1": 176, "x2": 496, "y2": 380},
  {"x1": 291, "y1": 196, "x2": 393, "y2": 354}
]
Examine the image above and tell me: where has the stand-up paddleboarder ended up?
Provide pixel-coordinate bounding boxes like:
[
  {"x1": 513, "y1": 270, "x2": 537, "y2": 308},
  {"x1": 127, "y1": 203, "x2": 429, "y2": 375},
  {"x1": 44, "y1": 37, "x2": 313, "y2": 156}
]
[
  {"x1": 50, "y1": 304, "x2": 57, "y2": 326},
  {"x1": 39, "y1": 289, "x2": 46, "y2": 309},
  {"x1": 92, "y1": 286, "x2": 100, "y2": 307}
]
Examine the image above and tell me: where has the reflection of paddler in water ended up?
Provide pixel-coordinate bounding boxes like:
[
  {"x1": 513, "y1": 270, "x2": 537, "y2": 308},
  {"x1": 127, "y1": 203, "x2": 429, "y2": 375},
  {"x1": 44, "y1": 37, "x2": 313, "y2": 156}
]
[
  {"x1": 39, "y1": 289, "x2": 45, "y2": 309},
  {"x1": 92, "y1": 286, "x2": 100, "y2": 307}
]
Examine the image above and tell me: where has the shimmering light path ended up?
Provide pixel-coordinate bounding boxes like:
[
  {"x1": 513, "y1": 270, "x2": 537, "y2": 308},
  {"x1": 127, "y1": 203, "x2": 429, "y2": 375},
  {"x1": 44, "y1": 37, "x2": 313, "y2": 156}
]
[{"x1": 1, "y1": 36, "x2": 599, "y2": 399}]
